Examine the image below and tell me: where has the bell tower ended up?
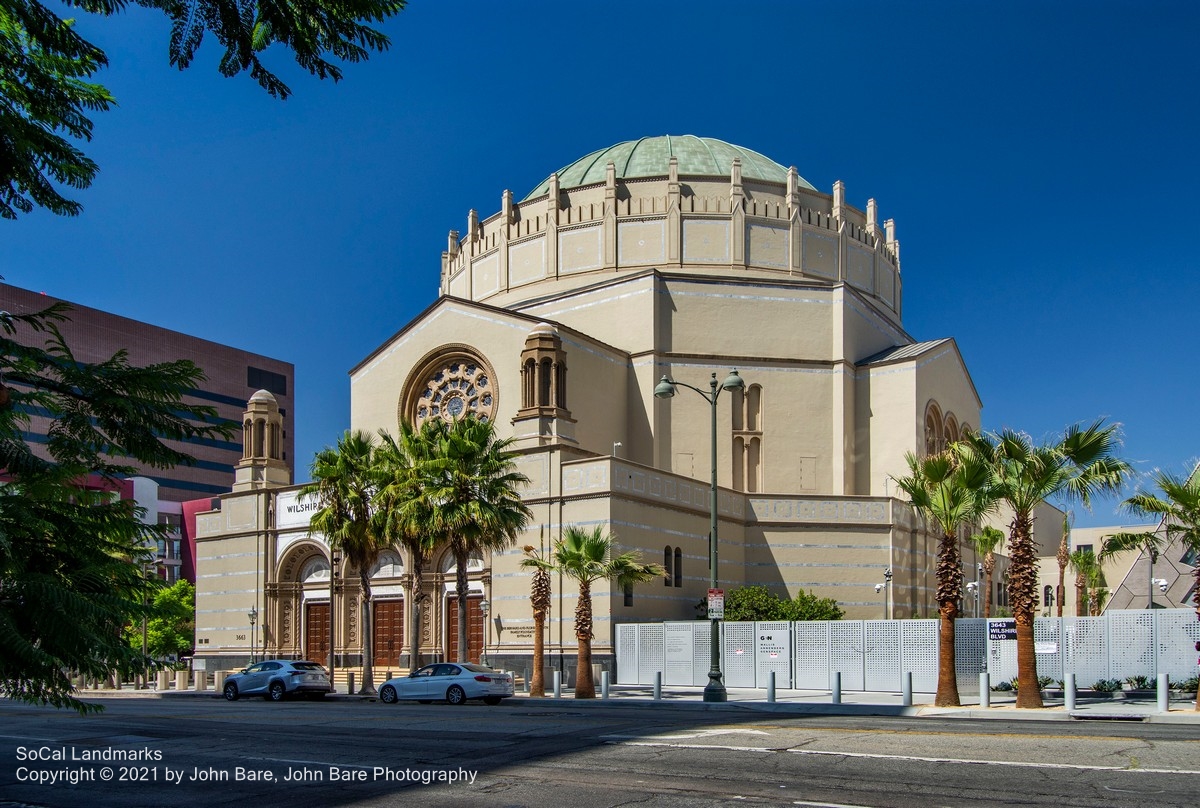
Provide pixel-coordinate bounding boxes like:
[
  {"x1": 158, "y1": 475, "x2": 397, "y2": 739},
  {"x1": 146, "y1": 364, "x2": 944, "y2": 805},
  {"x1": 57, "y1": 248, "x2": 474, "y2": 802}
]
[
  {"x1": 512, "y1": 323, "x2": 576, "y2": 447},
  {"x1": 233, "y1": 390, "x2": 291, "y2": 491}
]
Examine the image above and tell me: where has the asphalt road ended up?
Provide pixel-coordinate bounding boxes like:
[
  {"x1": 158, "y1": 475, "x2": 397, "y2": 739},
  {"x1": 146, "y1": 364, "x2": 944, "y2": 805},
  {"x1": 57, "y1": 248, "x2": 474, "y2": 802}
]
[{"x1": 1, "y1": 694, "x2": 1197, "y2": 807}]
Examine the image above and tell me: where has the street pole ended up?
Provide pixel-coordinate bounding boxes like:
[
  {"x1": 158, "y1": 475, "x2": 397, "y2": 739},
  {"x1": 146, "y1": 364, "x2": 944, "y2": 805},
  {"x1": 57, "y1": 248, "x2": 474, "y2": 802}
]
[
  {"x1": 655, "y1": 369, "x2": 745, "y2": 703},
  {"x1": 884, "y1": 568, "x2": 893, "y2": 620},
  {"x1": 706, "y1": 373, "x2": 721, "y2": 703},
  {"x1": 329, "y1": 551, "x2": 339, "y2": 692}
]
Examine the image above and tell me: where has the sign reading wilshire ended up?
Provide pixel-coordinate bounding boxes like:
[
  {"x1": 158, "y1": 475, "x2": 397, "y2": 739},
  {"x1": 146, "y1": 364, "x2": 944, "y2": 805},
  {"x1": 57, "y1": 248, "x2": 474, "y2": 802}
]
[{"x1": 988, "y1": 620, "x2": 1017, "y2": 641}]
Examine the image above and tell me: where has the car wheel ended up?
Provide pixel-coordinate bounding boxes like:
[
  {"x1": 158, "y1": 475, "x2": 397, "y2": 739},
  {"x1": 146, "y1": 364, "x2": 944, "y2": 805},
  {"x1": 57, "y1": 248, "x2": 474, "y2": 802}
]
[
  {"x1": 380, "y1": 685, "x2": 398, "y2": 704},
  {"x1": 223, "y1": 683, "x2": 239, "y2": 702},
  {"x1": 446, "y1": 685, "x2": 466, "y2": 705},
  {"x1": 483, "y1": 696, "x2": 502, "y2": 706},
  {"x1": 268, "y1": 681, "x2": 286, "y2": 702}
]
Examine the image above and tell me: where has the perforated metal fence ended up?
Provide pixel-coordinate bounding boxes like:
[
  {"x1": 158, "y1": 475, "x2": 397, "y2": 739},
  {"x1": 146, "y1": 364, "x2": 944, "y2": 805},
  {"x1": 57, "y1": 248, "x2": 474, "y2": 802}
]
[
  {"x1": 987, "y1": 610, "x2": 1200, "y2": 686},
  {"x1": 615, "y1": 610, "x2": 1200, "y2": 691}
]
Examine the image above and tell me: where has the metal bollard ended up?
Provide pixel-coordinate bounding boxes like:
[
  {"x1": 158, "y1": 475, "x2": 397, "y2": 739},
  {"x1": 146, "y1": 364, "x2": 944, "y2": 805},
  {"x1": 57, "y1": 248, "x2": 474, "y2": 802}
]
[
  {"x1": 348, "y1": 672, "x2": 356, "y2": 695},
  {"x1": 524, "y1": 667, "x2": 531, "y2": 694},
  {"x1": 767, "y1": 671, "x2": 776, "y2": 703},
  {"x1": 601, "y1": 670, "x2": 610, "y2": 700},
  {"x1": 653, "y1": 671, "x2": 662, "y2": 701},
  {"x1": 385, "y1": 670, "x2": 392, "y2": 682},
  {"x1": 1158, "y1": 673, "x2": 1170, "y2": 713},
  {"x1": 1064, "y1": 673, "x2": 1076, "y2": 712},
  {"x1": 979, "y1": 672, "x2": 990, "y2": 709},
  {"x1": 553, "y1": 670, "x2": 562, "y2": 699},
  {"x1": 902, "y1": 671, "x2": 912, "y2": 707},
  {"x1": 832, "y1": 671, "x2": 841, "y2": 704}
]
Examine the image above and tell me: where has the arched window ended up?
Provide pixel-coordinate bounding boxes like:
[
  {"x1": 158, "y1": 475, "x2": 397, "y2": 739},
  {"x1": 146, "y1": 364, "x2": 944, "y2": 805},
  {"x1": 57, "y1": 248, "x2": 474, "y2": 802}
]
[
  {"x1": 746, "y1": 385, "x2": 761, "y2": 431},
  {"x1": 673, "y1": 548, "x2": 683, "y2": 588},
  {"x1": 663, "y1": 546, "x2": 673, "y2": 587},
  {"x1": 300, "y1": 557, "x2": 330, "y2": 584},
  {"x1": 538, "y1": 358, "x2": 553, "y2": 406},
  {"x1": 746, "y1": 436, "x2": 761, "y2": 494},
  {"x1": 732, "y1": 384, "x2": 764, "y2": 491},
  {"x1": 924, "y1": 402, "x2": 943, "y2": 456},
  {"x1": 944, "y1": 414, "x2": 959, "y2": 447},
  {"x1": 371, "y1": 551, "x2": 404, "y2": 579}
]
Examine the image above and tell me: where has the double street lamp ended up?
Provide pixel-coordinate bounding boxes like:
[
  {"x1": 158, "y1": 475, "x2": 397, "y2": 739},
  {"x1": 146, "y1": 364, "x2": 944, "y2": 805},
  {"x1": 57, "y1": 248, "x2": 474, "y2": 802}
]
[{"x1": 655, "y1": 369, "x2": 745, "y2": 703}]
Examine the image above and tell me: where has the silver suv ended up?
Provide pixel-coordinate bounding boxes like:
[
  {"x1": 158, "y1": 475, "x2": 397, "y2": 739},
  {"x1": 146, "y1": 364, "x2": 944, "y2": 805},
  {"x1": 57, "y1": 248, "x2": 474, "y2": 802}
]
[{"x1": 223, "y1": 660, "x2": 330, "y2": 701}]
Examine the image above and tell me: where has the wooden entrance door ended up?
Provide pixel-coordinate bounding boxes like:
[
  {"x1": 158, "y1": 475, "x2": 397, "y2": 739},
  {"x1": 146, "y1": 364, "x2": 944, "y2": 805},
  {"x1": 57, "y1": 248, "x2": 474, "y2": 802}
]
[
  {"x1": 445, "y1": 596, "x2": 483, "y2": 663},
  {"x1": 373, "y1": 599, "x2": 404, "y2": 667},
  {"x1": 305, "y1": 601, "x2": 330, "y2": 662}
]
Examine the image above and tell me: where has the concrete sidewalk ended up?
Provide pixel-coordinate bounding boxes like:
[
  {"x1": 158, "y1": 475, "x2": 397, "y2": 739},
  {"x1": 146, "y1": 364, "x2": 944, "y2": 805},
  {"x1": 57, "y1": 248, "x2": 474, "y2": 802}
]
[{"x1": 82, "y1": 681, "x2": 1200, "y2": 723}]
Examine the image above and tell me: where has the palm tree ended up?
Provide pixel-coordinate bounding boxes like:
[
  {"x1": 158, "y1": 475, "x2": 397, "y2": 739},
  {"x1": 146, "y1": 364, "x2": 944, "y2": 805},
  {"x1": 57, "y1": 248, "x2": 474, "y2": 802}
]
[
  {"x1": 373, "y1": 421, "x2": 447, "y2": 673},
  {"x1": 1108, "y1": 466, "x2": 1200, "y2": 710},
  {"x1": 970, "y1": 525, "x2": 1005, "y2": 619},
  {"x1": 520, "y1": 537, "x2": 553, "y2": 697},
  {"x1": 1054, "y1": 513, "x2": 1072, "y2": 617},
  {"x1": 301, "y1": 430, "x2": 391, "y2": 694},
  {"x1": 548, "y1": 525, "x2": 664, "y2": 699},
  {"x1": 956, "y1": 420, "x2": 1131, "y2": 708},
  {"x1": 416, "y1": 415, "x2": 531, "y2": 662},
  {"x1": 1069, "y1": 548, "x2": 1100, "y2": 617},
  {"x1": 894, "y1": 450, "x2": 996, "y2": 707}
]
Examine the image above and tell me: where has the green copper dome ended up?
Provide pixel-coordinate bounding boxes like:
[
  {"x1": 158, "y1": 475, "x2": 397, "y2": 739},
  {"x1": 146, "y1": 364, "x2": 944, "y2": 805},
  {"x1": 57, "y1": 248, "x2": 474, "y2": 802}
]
[{"x1": 524, "y1": 135, "x2": 814, "y2": 201}]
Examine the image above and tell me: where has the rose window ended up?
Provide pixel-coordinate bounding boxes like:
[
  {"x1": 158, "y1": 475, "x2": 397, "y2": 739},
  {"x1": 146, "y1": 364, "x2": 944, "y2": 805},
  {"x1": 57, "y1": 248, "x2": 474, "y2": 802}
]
[{"x1": 413, "y1": 358, "x2": 496, "y2": 425}]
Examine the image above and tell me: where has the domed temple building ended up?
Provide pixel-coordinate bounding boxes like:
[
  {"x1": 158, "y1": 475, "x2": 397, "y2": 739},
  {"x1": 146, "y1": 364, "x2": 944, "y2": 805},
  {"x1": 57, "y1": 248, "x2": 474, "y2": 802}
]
[{"x1": 194, "y1": 136, "x2": 1057, "y2": 679}]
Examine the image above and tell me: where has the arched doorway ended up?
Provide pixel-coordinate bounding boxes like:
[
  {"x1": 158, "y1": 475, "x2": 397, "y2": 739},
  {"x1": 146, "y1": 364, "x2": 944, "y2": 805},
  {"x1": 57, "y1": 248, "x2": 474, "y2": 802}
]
[
  {"x1": 370, "y1": 551, "x2": 405, "y2": 668},
  {"x1": 442, "y1": 551, "x2": 484, "y2": 663},
  {"x1": 299, "y1": 556, "x2": 331, "y2": 662}
]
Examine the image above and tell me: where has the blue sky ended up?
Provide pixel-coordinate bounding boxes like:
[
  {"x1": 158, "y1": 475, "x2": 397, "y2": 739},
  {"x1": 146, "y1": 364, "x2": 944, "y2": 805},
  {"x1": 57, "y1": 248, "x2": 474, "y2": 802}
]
[{"x1": 4, "y1": 1, "x2": 1197, "y2": 527}]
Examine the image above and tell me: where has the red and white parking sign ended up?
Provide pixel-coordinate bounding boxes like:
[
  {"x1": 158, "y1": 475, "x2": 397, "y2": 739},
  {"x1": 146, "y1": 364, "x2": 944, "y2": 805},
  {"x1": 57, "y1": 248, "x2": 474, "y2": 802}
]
[{"x1": 707, "y1": 588, "x2": 724, "y2": 619}]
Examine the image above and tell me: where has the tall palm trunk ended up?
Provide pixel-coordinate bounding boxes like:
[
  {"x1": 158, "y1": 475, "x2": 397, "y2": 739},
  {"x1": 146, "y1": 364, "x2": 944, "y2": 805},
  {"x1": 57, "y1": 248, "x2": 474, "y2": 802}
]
[
  {"x1": 359, "y1": 570, "x2": 376, "y2": 693},
  {"x1": 1194, "y1": 565, "x2": 1200, "y2": 711},
  {"x1": 1056, "y1": 534, "x2": 1069, "y2": 618},
  {"x1": 1074, "y1": 573, "x2": 1087, "y2": 617},
  {"x1": 529, "y1": 565, "x2": 550, "y2": 697},
  {"x1": 983, "y1": 552, "x2": 995, "y2": 619},
  {"x1": 408, "y1": 554, "x2": 425, "y2": 673},
  {"x1": 1009, "y1": 514, "x2": 1043, "y2": 708},
  {"x1": 934, "y1": 529, "x2": 961, "y2": 706},
  {"x1": 454, "y1": 546, "x2": 470, "y2": 662},
  {"x1": 574, "y1": 579, "x2": 595, "y2": 698}
]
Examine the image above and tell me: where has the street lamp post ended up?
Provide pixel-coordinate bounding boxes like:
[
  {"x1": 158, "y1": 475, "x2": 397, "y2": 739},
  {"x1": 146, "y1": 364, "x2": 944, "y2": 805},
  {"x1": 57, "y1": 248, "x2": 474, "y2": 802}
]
[
  {"x1": 883, "y1": 568, "x2": 893, "y2": 620},
  {"x1": 248, "y1": 607, "x2": 258, "y2": 665},
  {"x1": 655, "y1": 369, "x2": 746, "y2": 703},
  {"x1": 329, "y1": 550, "x2": 340, "y2": 692},
  {"x1": 479, "y1": 600, "x2": 490, "y2": 666}
]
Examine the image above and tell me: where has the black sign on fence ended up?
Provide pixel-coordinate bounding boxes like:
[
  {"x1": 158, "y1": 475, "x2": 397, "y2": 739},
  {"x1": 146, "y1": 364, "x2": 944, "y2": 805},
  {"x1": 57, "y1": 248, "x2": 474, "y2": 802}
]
[{"x1": 988, "y1": 620, "x2": 1017, "y2": 641}]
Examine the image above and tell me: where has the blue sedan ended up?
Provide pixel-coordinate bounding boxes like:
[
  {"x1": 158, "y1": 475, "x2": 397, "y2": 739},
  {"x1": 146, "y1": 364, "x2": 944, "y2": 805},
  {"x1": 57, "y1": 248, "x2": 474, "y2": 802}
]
[{"x1": 379, "y1": 663, "x2": 514, "y2": 706}]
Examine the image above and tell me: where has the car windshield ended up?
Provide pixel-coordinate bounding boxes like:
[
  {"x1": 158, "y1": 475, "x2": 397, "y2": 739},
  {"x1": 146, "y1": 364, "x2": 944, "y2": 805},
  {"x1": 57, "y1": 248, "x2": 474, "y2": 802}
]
[
  {"x1": 458, "y1": 663, "x2": 495, "y2": 673},
  {"x1": 291, "y1": 662, "x2": 325, "y2": 671}
]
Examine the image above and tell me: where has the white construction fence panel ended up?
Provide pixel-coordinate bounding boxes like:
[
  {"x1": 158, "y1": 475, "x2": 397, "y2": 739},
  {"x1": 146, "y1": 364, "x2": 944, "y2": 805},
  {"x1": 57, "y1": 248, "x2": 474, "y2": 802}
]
[{"x1": 756, "y1": 621, "x2": 792, "y2": 688}]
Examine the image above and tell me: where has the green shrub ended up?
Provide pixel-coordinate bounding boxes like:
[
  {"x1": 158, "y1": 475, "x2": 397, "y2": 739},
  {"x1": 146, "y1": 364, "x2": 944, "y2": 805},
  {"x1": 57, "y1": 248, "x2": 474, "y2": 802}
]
[
  {"x1": 722, "y1": 585, "x2": 844, "y2": 622},
  {"x1": 991, "y1": 679, "x2": 1013, "y2": 691},
  {"x1": 1170, "y1": 675, "x2": 1199, "y2": 692},
  {"x1": 1124, "y1": 675, "x2": 1153, "y2": 690},
  {"x1": 1092, "y1": 679, "x2": 1123, "y2": 692}
]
